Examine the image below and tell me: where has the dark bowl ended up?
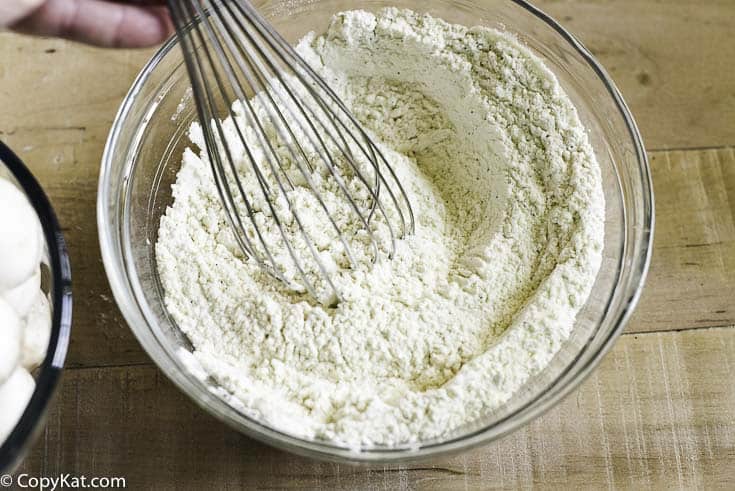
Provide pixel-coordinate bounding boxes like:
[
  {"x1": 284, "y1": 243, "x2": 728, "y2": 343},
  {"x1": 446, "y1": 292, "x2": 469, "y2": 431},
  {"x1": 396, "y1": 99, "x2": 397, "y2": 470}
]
[{"x1": 0, "y1": 140, "x2": 72, "y2": 473}]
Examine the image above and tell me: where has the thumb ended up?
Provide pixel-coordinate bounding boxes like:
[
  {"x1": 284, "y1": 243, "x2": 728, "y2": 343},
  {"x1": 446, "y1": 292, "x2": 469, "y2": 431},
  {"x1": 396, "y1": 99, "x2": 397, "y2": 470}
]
[{"x1": 0, "y1": 0, "x2": 46, "y2": 27}]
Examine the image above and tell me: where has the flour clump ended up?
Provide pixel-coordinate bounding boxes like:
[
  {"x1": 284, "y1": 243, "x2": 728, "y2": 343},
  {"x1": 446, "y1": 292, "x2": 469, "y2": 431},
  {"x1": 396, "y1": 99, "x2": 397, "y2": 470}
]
[{"x1": 156, "y1": 8, "x2": 605, "y2": 448}]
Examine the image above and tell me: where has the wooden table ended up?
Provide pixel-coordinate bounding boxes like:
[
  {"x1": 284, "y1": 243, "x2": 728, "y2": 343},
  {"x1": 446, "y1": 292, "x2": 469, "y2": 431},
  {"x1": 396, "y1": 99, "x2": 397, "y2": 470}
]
[{"x1": 2, "y1": 0, "x2": 734, "y2": 488}]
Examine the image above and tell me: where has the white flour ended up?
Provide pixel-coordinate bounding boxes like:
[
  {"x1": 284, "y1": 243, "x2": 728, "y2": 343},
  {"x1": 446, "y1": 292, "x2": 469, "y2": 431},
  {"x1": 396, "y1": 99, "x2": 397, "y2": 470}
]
[{"x1": 156, "y1": 8, "x2": 604, "y2": 448}]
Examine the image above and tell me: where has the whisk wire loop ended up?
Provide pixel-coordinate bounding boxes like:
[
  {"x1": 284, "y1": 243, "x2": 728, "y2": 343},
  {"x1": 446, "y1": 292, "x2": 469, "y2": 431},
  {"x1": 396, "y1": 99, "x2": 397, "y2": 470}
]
[
  {"x1": 210, "y1": 0, "x2": 365, "y2": 269},
  {"x1": 239, "y1": 1, "x2": 416, "y2": 239},
  {"x1": 171, "y1": 1, "x2": 288, "y2": 285},
  {"x1": 190, "y1": 0, "x2": 334, "y2": 299},
  {"x1": 168, "y1": 0, "x2": 415, "y2": 303}
]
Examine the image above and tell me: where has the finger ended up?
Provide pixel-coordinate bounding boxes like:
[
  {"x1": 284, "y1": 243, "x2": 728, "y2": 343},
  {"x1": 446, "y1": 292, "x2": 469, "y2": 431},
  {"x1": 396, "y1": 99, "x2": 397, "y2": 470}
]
[
  {"x1": 12, "y1": 0, "x2": 174, "y2": 48},
  {"x1": 110, "y1": 0, "x2": 167, "y2": 4},
  {"x1": 0, "y1": 0, "x2": 45, "y2": 28},
  {"x1": 109, "y1": 0, "x2": 167, "y2": 4}
]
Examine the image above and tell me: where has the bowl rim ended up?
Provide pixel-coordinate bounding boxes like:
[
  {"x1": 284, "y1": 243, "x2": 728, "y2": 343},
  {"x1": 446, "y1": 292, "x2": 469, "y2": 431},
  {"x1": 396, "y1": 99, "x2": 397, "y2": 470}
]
[
  {"x1": 0, "y1": 140, "x2": 73, "y2": 473},
  {"x1": 98, "y1": 0, "x2": 653, "y2": 463}
]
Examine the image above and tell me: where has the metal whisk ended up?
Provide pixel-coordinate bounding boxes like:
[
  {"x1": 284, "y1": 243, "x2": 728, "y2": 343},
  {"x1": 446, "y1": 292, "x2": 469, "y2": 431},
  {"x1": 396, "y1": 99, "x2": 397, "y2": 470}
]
[{"x1": 168, "y1": 0, "x2": 414, "y2": 304}]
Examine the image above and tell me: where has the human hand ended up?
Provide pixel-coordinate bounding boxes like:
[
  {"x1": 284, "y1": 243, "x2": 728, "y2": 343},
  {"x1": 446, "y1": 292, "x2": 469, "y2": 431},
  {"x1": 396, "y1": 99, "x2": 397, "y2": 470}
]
[{"x1": 1, "y1": 0, "x2": 173, "y2": 48}]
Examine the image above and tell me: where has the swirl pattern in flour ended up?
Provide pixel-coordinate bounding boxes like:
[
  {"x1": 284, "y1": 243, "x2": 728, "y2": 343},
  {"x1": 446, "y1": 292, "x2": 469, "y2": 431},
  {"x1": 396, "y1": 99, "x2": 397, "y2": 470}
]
[{"x1": 156, "y1": 8, "x2": 604, "y2": 448}]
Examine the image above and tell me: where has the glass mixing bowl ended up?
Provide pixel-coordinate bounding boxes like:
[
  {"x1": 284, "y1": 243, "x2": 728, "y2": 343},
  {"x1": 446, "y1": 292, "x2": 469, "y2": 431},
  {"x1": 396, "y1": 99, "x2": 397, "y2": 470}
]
[
  {"x1": 98, "y1": 0, "x2": 653, "y2": 462},
  {"x1": 0, "y1": 141, "x2": 73, "y2": 473}
]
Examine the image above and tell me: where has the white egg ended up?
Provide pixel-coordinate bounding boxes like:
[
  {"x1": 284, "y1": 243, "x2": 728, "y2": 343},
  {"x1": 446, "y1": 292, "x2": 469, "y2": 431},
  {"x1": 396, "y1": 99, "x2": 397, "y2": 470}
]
[
  {"x1": 2, "y1": 268, "x2": 41, "y2": 318},
  {"x1": 0, "y1": 298, "x2": 22, "y2": 384},
  {"x1": 0, "y1": 179, "x2": 42, "y2": 291},
  {"x1": 21, "y1": 291, "x2": 52, "y2": 370},
  {"x1": 0, "y1": 367, "x2": 35, "y2": 444}
]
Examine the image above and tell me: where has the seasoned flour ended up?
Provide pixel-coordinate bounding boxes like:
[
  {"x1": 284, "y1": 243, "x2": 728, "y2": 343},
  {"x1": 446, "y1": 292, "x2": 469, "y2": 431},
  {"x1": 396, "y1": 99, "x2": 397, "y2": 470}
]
[{"x1": 156, "y1": 8, "x2": 604, "y2": 448}]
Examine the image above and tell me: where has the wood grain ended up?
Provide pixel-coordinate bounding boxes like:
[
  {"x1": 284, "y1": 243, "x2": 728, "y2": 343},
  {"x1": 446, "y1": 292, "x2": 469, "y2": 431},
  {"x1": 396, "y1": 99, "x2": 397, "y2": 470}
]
[
  {"x1": 15, "y1": 327, "x2": 735, "y2": 490},
  {"x1": 0, "y1": 0, "x2": 733, "y2": 487},
  {"x1": 0, "y1": 38, "x2": 155, "y2": 368},
  {"x1": 0, "y1": 144, "x2": 728, "y2": 369},
  {"x1": 628, "y1": 148, "x2": 735, "y2": 333},
  {"x1": 535, "y1": 0, "x2": 735, "y2": 151},
  {"x1": 0, "y1": 0, "x2": 733, "y2": 368},
  {"x1": 0, "y1": 48, "x2": 733, "y2": 367}
]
